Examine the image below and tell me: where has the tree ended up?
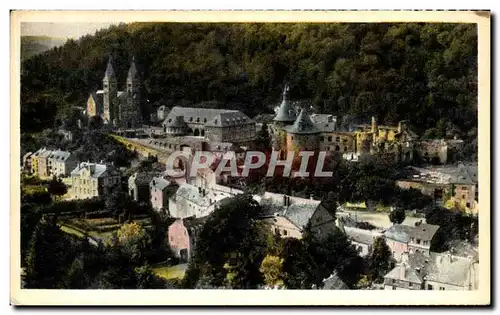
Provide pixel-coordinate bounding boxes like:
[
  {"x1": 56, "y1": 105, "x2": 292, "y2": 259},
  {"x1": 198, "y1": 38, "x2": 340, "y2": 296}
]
[
  {"x1": 47, "y1": 175, "x2": 68, "y2": 198},
  {"x1": 389, "y1": 207, "x2": 406, "y2": 225},
  {"x1": 259, "y1": 255, "x2": 285, "y2": 288},
  {"x1": 24, "y1": 215, "x2": 72, "y2": 288},
  {"x1": 255, "y1": 122, "x2": 272, "y2": 153},
  {"x1": 367, "y1": 236, "x2": 392, "y2": 283},
  {"x1": 185, "y1": 193, "x2": 266, "y2": 288}
]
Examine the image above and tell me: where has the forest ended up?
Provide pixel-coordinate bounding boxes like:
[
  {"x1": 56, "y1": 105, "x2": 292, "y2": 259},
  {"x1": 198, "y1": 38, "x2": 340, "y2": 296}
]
[{"x1": 21, "y1": 22, "x2": 477, "y2": 142}]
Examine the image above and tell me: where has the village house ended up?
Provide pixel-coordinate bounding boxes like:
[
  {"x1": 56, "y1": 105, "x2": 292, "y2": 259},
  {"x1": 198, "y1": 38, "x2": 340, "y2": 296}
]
[
  {"x1": 383, "y1": 253, "x2": 424, "y2": 290},
  {"x1": 167, "y1": 215, "x2": 207, "y2": 262},
  {"x1": 383, "y1": 222, "x2": 440, "y2": 261},
  {"x1": 342, "y1": 226, "x2": 383, "y2": 257},
  {"x1": 321, "y1": 271, "x2": 349, "y2": 290},
  {"x1": 47, "y1": 150, "x2": 78, "y2": 177},
  {"x1": 36, "y1": 148, "x2": 53, "y2": 178},
  {"x1": 128, "y1": 169, "x2": 164, "y2": 203},
  {"x1": 150, "y1": 176, "x2": 177, "y2": 211},
  {"x1": 256, "y1": 192, "x2": 337, "y2": 240},
  {"x1": 396, "y1": 163, "x2": 478, "y2": 214},
  {"x1": 70, "y1": 162, "x2": 121, "y2": 199},
  {"x1": 384, "y1": 251, "x2": 479, "y2": 290},
  {"x1": 22, "y1": 152, "x2": 33, "y2": 172}
]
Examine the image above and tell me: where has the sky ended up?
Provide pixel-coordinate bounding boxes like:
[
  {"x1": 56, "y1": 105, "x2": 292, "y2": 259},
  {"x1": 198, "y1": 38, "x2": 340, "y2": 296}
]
[{"x1": 21, "y1": 22, "x2": 116, "y2": 39}]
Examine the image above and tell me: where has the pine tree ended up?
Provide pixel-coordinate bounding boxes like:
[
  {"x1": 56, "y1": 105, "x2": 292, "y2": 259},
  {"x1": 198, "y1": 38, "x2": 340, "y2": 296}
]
[{"x1": 368, "y1": 236, "x2": 392, "y2": 283}]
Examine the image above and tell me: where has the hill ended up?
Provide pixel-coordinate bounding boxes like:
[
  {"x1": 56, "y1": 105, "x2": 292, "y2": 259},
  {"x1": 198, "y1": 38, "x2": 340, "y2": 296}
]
[
  {"x1": 20, "y1": 23, "x2": 477, "y2": 139},
  {"x1": 21, "y1": 36, "x2": 67, "y2": 61}
]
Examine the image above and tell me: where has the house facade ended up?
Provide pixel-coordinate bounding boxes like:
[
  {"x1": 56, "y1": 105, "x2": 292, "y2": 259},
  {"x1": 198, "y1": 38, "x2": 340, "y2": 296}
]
[
  {"x1": 167, "y1": 216, "x2": 206, "y2": 262},
  {"x1": 70, "y1": 162, "x2": 121, "y2": 199},
  {"x1": 343, "y1": 226, "x2": 383, "y2": 257},
  {"x1": 384, "y1": 222, "x2": 440, "y2": 261},
  {"x1": 384, "y1": 251, "x2": 479, "y2": 291},
  {"x1": 47, "y1": 150, "x2": 78, "y2": 177},
  {"x1": 150, "y1": 176, "x2": 176, "y2": 211}
]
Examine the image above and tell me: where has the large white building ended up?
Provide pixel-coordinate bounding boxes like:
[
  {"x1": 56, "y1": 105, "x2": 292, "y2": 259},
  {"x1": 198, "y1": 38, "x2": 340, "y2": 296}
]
[{"x1": 70, "y1": 162, "x2": 121, "y2": 199}]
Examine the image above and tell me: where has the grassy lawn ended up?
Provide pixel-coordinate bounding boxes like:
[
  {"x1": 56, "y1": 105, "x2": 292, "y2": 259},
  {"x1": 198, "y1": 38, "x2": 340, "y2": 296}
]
[
  {"x1": 60, "y1": 224, "x2": 86, "y2": 238},
  {"x1": 152, "y1": 264, "x2": 187, "y2": 280}
]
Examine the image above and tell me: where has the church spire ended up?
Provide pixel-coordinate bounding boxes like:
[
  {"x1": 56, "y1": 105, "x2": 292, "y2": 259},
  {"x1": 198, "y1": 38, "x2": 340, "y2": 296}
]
[
  {"x1": 273, "y1": 84, "x2": 296, "y2": 123},
  {"x1": 127, "y1": 56, "x2": 138, "y2": 79},
  {"x1": 104, "y1": 56, "x2": 115, "y2": 79}
]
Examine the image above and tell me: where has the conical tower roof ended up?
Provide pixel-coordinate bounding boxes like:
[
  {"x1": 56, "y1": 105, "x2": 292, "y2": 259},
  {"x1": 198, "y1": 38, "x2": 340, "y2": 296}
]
[
  {"x1": 273, "y1": 84, "x2": 297, "y2": 123},
  {"x1": 285, "y1": 109, "x2": 320, "y2": 134},
  {"x1": 127, "y1": 56, "x2": 138, "y2": 79},
  {"x1": 104, "y1": 56, "x2": 115, "y2": 79}
]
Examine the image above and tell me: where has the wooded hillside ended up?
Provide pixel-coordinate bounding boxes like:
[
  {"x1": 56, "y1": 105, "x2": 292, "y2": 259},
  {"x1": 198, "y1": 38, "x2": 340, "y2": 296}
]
[{"x1": 21, "y1": 22, "x2": 477, "y2": 137}]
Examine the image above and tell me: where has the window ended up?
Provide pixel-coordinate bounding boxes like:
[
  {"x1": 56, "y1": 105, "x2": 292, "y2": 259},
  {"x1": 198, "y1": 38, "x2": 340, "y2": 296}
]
[
  {"x1": 428, "y1": 284, "x2": 433, "y2": 290},
  {"x1": 392, "y1": 279, "x2": 395, "y2": 284},
  {"x1": 283, "y1": 230, "x2": 288, "y2": 236},
  {"x1": 466, "y1": 202, "x2": 471, "y2": 208},
  {"x1": 320, "y1": 136, "x2": 324, "y2": 142},
  {"x1": 392, "y1": 286, "x2": 396, "y2": 290},
  {"x1": 274, "y1": 228, "x2": 280, "y2": 235},
  {"x1": 439, "y1": 287, "x2": 445, "y2": 291},
  {"x1": 462, "y1": 194, "x2": 466, "y2": 199},
  {"x1": 417, "y1": 239, "x2": 421, "y2": 245},
  {"x1": 328, "y1": 136, "x2": 332, "y2": 142},
  {"x1": 336, "y1": 137, "x2": 340, "y2": 142}
]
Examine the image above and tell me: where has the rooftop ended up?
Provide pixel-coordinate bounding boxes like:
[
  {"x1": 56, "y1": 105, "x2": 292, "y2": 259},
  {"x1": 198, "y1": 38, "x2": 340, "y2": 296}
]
[
  {"x1": 344, "y1": 227, "x2": 382, "y2": 245},
  {"x1": 285, "y1": 109, "x2": 321, "y2": 135}
]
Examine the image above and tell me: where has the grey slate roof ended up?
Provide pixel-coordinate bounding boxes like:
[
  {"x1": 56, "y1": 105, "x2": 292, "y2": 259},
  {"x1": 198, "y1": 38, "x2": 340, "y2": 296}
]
[
  {"x1": 164, "y1": 115, "x2": 189, "y2": 128},
  {"x1": 322, "y1": 272, "x2": 349, "y2": 290},
  {"x1": 175, "y1": 184, "x2": 210, "y2": 207},
  {"x1": 407, "y1": 223, "x2": 440, "y2": 242},
  {"x1": 407, "y1": 251, "x2": 478, "y2": 288},
  {"x1": 70, "y1": 162, "x2": 113, "y2": 178},
  {"x1": 344, "y1": 227, "x2": 380, "y2": 245},
  {"x1": 384, "y1": 262, "x2": 424, "y2": 284},
  {"x1": 310, "y1": 114, "x2": 338, "y2": 132},
  {"x1": 49, "y1": 150, "x2": 72, "y2": 162},
  {"x1": 104, "y1": 57, "x2": 115, "y2": 79},
  {"x1": 284, "y1": 109, "x2": 321, "y2": 135},
  {"x1": 384, "y1": 224, "x2": 411, "y2": 243},
  {"x1": 38, "y1": 149, "x2": 53, "y2": 159},
  {"x1": 150, "y1": 176, "x2": 172, "y2": 191},
  {"x1": 283, "y1": 202, "x2": 319, "y2": 229},
  {"x1": 273, "y1": 89, "x2": 297, "y2": 123},
  {"x1": 162, "y1": 106, "x2": 251, "y2": 128}
]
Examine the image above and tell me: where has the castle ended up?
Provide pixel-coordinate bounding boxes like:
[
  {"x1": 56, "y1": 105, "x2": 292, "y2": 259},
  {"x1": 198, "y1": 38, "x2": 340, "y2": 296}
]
[
  {"x1": 86, "y1": 56, "x2": 142, "y2": 129},
  {"x1": 272, "y1": 85, "x2": 417, "y2": 163}
]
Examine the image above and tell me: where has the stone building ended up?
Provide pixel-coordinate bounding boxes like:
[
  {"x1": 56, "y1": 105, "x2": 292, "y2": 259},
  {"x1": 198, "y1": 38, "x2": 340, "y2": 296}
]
[
  {"x1": 342, "y1": 226, "x2": 383, "y2": 257},
  {"x1": 384, "y1": 222, "x2": 440, "y2": 261},
  {"x1": 384, "y1": 251, "x2": 479, "y2": 290},
  {"x1": 70, "y1": 162, "x2": 121, "y2": 200},
  {"x1": 271, "y1": 85, "x2": 419, "y2": 163},
  {"x1": 86, "y1": 56, "x2": 143, "y2": 128},
  {"x1": 256, "y1": 192, "x2": 337, "y2": 240},
  {"x1": 128, "y1": 170, "x2": 158, "y2": 203},
  {"x1": 150, "y1": 176, "x2": 176, "y2": 211},
  {"x1": 37, "y1": 149, "x2": 53, "y2": 178},
  {"x1": 47, "y1": 150, "x2": 78, "y2": 177},
  {"x1": 160, "y1": 106, "x2": 256, "y2": 145},
  {"x1": 167, "y1": 216, "x2": 207, "y2": 262}
]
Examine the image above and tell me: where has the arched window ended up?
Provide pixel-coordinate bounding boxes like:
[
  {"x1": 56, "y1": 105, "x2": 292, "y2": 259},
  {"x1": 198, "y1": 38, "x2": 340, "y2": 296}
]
[
  {"x1": 203, "y1": 118, "x2": 207, "y2": 123},
  {"x1": 335, "y1": 145, "x2": 340, "y2": 151},
  {"x1": 336, "y1": 136, "x2": 340, "y2": 142},
  {"x1": 196, "y1": 117, "x2": 200, "y2": 123}
]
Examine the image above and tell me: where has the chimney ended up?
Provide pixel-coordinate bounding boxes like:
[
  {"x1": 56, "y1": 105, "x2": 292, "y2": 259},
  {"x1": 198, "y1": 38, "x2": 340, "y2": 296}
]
[{"x1": 399, "y1": 262, "x2": 407, "y2": 280}]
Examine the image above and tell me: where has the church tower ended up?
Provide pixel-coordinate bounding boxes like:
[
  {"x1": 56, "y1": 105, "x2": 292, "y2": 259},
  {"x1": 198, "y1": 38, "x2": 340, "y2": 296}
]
[
  {"x1": 102, "y1": 56, "x2": 117, "y2": 124},
  {"x1": 120, "y1": 56, "x2": 142, "y2": 129}
]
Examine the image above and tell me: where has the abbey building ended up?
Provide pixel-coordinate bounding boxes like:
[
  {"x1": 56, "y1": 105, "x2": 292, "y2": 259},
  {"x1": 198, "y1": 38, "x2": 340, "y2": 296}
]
[{"x1": 86, "y1": 56, "x2": 142, "y2": 129}]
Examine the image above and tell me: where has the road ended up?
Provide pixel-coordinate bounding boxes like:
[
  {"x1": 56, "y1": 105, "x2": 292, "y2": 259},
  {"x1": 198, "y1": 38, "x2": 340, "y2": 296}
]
[{"x1": 340, "y1": 210, "x2": 425, "y2": 230}]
